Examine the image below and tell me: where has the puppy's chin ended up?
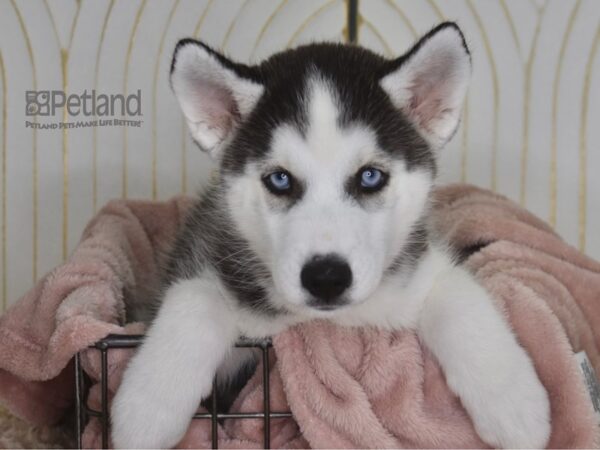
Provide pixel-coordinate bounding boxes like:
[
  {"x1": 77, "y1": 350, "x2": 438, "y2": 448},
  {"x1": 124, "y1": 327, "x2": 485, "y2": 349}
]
[
  {"x1": 306, "y1": 297, "x2": 350, "y2": 311},
  {"x1": 272, "y1": 293, "x2": 346, "y2": 319},
  {"x1": 298, "y1": 303, "x2": 349, "y2": 319}
]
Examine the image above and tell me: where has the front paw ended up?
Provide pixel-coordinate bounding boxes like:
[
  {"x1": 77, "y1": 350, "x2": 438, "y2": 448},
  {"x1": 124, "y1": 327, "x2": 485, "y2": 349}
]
[
  {"x1": 470, "y1": 363, "x2": 551, "y2": 449},
  {"x1": 111, "y1": 383, "x2": 193, "y2": 449}
]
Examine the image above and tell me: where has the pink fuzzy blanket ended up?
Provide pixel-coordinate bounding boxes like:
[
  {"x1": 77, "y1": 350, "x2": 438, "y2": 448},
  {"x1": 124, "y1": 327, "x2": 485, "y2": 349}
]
[{"x1": 0, "y1": 184, "x2": 599, "y2": 448}]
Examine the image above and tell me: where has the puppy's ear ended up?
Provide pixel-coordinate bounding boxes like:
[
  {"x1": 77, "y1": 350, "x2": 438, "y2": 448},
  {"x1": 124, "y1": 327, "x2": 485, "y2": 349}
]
[
  {"x1": 380, "y1": 22, "x2": 471, "y2": 150},
  {"x1": 170, "y1": 40, "x2": 264, "y2": 159}
]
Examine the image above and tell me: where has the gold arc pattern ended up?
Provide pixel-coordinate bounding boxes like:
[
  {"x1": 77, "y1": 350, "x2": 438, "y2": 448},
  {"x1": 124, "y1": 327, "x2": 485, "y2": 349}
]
[
  {"x1": 122, "y1": 0, "x2": 147, "y2": 199},
  {"x1": 193, "y1": 0, "x2": 215, "y2": 38},
  {"x1": 519, "y1": 2, "x2": 546, "y2": 206},
  {"x1": 93, "y1": 0, "x2": 116, "y2": 213},
  {"x1": 222, "y1": 0, "x2": 251, "y2": 52},
  {"x1": 251, "y1": 0, "x2": 289, "y2": 59},
  {"x1": 152, "y1": 0, "x2": 180, "y2": 201},
  {"x1": 43, "y1": 0, "x2": 82, "y2": 261},
  {"x1": 499, "y1": 0, "x2": 522, "y2": 61},
  {"x1": 426, "y1": 0, "x2": 445, "y2": 24},
  {"x1": 531, "y1": 0, "x2": 543, "y2": 14},
  {"x1": 466, "y1": 0, "x2": 500, "y2": 191},
  {"x1": 1, "y1": 53, "x2": 6, "y2": 311},
  {"x1": 550, "y1": 0, "x2": 581, "y2": 227},
  {"x1": 384, "y1": 0, "x2": 418, "y2": 37},
  {"x1": 42, "y1": 1, "x2": 62, "y2": 50},
  {"x1": 62, "y1": 2, "x2": 82, "y2": 261},
  {"x1": 360, "y1": 18, "x2": 393, "y2": 56},
  {"x1": 357, "y1": 0, "x2": 418, "y2": 57},
  {"x1": 10, "y1": 0, "x2": 38, "y2": 284},
  {"x1": 286, "y1": 0, "x2": 338, "y2": 48},
  {"x1": 578, "y1": 24, "x2": 600, "y2": 251}
]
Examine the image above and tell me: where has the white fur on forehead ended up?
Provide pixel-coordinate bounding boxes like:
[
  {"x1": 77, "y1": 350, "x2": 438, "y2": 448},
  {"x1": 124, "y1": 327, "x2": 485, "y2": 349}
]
[
  {"x1": 277, "y1": 77, "x2": 379, "y2": 169},
  {"x1": 380, "y1": 26, "x2": 471, "y2": 150},
  {"x1": 171, "y1": 43, "x2": 263, "y2": 157},
  {"x1": 305, "y1": 78, "x2": 343, "y2": 159}
]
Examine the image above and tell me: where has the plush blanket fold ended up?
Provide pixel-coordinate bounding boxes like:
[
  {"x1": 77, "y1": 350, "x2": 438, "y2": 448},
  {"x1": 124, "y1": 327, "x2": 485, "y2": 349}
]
[{"x1": 0, "y1": 184, "x2": 598, "y2": 448}]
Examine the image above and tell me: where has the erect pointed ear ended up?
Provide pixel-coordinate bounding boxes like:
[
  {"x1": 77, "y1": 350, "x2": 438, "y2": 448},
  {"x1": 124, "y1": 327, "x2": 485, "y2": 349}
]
[
  {"x1": 170, "y1": 39, "x2": 264, "y2": 159},
  {"x1": 380, "y1": 22, "x2": 471, "y2": 150}
]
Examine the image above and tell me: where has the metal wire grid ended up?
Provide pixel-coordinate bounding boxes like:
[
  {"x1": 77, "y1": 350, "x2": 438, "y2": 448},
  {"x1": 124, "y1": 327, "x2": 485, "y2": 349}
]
[{"x1": 75, "y1": 334, "x2": 292, "y2": 449}]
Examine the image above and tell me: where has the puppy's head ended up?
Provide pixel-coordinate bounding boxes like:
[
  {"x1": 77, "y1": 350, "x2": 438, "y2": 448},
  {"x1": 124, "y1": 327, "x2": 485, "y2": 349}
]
[{"x1": 171, "y1": 23, "x2": 470, "y2": 315}]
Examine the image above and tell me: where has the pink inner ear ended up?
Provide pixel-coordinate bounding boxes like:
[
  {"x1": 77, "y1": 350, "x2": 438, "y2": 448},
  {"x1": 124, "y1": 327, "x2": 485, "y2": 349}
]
[
  {"x1": 410, "y1": 79, "x2": 448, "y2": 134},
  {"x1": 198, "y1": 81, "x2": 240, "y2": 134},
  {"x1": 380, "y1": 27, "x2": 470, "y2": 147},
  {"x1": 404, "y1": 48, "x2": 464, "y2": 130}
]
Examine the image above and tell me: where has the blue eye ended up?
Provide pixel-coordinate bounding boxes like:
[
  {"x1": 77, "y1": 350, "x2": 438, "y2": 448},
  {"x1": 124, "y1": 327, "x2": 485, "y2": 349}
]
[
  {"x1": 264, "y1": 170, "x2": 292, "y2": 194},
  {"x1": 359, "y1": 167, "x2": 386, "y2": 191}
]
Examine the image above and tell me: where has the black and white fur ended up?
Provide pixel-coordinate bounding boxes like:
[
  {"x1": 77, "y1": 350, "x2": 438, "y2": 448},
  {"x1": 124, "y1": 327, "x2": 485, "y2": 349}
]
[{"x1": 112, "y1": 23, "x2": 551, "y2": 449}]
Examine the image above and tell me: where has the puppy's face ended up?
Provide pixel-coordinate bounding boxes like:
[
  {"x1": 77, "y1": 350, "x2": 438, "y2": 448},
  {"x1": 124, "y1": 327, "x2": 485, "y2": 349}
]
[{"x1": 171, "y1": 24, "x2": 471, "y2": 314}]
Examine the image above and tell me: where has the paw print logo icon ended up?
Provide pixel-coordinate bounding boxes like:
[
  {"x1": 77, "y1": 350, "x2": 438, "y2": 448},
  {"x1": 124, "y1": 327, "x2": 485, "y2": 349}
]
[{"x1": 25, "y1": 91, "x2": 50, "y2": 116}]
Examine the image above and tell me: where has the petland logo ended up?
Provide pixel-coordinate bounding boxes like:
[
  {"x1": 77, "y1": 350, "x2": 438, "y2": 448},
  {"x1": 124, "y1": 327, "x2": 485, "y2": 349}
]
[{"x1": 25, "y1": 89, "x2": 143, "y2": 129}]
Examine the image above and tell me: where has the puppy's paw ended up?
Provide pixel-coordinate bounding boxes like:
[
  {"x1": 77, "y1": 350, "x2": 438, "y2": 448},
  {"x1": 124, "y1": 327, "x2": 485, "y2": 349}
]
[
  {"x1": 470, "y1": 359, "x2": 551, "y2": 449},
  {"x1": 111, "y1": 382, "x2": 191, "y2": 449}
]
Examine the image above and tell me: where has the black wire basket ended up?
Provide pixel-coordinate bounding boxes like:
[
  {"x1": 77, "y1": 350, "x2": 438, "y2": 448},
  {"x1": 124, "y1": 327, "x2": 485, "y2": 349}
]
[{"x1": 74, "y1": 334, "x2": 291, "y2": 449}]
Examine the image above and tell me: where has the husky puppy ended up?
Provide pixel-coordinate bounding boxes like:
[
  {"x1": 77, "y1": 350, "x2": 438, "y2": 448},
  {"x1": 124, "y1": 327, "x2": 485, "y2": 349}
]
[{"x1": 111, "y1": 23, "x2": 550, "y2": 449}]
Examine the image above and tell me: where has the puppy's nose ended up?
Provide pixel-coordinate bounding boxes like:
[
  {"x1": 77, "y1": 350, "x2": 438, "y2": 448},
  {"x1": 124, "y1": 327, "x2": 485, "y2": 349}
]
[{"x1": 301, "y1": 254, "x2": 352, "y2": 302}]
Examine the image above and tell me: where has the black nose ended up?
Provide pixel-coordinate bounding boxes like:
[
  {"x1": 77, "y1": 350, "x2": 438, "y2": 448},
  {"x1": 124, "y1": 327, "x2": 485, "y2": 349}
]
[{"x1": 301, "y1": 254, "x2": 352, "y2": 302}]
